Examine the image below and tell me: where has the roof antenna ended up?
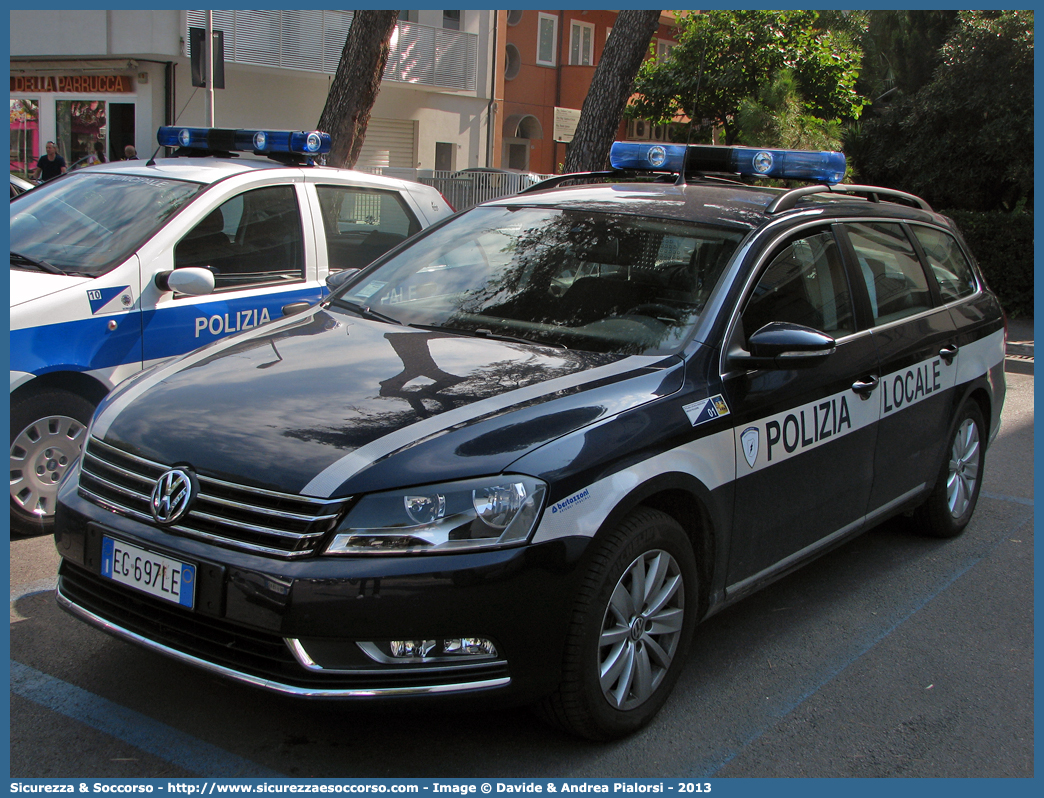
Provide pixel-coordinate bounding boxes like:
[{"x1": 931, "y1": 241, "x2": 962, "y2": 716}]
[
  {"x1": 147, "y1": 88, "x2": 200, "y2": 166},
  {"x1": 676, "y1": 39, "x2": 707, "y2": 188}
]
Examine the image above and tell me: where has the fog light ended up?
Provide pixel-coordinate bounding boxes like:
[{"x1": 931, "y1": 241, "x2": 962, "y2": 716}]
[
  {"x1": 444, "y1": 637, "x2": 498, "y2": 657},
  {"x1": 390, "y1": 639, "x2": 435, "y2": 658}
]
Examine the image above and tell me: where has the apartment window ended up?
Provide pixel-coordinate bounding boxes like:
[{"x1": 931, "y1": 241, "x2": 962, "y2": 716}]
[
  {"x1": 537, "y1": 13, "x2": 557, "y2": 67},
  {"x1": 435, "y1": 142, "x2": 455, "y2": 172},
  {"x1": 570, "y1": 20, "x2": 595, "y2": 66},
  {"x1": 657, "y1": 40, "x2": 677, "y2": 60},
  {"x1": 443, "y1": 11, "x2": 461, "y2": 31}
]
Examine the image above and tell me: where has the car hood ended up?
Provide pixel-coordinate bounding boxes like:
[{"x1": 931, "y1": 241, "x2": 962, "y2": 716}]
[
  {"x1": 92, "y1": 305, "x2": 682, "y2": 497},
  {"x1": 9, "y1": 269, "x2": 92, "y2": 308}
]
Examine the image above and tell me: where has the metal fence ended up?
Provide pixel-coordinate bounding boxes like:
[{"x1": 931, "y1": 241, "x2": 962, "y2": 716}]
[{"x1": 363, "y1": 168, "x2": 554, "y2": 212}]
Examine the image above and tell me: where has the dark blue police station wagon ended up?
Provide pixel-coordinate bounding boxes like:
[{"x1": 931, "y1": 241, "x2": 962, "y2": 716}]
[{"x1": 54, "y1": 142, "x2": 1006, "y2": 739}]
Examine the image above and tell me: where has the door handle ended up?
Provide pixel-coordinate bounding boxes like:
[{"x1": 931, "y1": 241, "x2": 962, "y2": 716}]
[
  {"x1": 939, "y1": 344, "x2": 959, "y2": 365},
  {"x1": 852, "y1": 375, "x2": 880, "y2": 400}
]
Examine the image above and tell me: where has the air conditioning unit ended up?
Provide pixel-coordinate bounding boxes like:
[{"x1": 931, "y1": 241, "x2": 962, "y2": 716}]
[
  {"x1": 651, "y1": 124, "x2": 668, "y2": 142},
  {"x1": 627, "y1": 119, "x2": 651, "y2": 141}
]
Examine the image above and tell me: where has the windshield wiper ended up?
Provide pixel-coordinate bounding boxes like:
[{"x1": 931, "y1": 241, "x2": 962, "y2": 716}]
[
  {"x1": 329, "y1": 299, "x2": 403, "y2": 326},
  {"x1": 11, "y1": 252, "x2": 64, "y2": 275},
  {"x1": 409, "y1": 323, "x2": 566, "y2": 350}
]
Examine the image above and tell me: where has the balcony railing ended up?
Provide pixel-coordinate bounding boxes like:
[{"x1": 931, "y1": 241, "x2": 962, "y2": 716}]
[{"x1": 186, "y1": 11, "x2": 477, "y2": 91}]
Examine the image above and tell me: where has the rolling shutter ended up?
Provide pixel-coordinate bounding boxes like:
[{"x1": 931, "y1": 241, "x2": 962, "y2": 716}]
[{"x1": 355, "y1": 119, "x2": 417, "y2": 170}]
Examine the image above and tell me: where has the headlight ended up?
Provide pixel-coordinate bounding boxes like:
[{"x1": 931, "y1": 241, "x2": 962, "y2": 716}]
[{"x1": 324, "y1": 475, "x2": 547, "y2": 555}]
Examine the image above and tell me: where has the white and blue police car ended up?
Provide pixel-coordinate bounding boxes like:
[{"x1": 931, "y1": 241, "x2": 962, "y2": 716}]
[
  {"x1": 53, "y1": 142, "x2": 1006, "y2": 739},
  {"x1": 10, "y1": 126, "x2": 452, "y2": 535}
]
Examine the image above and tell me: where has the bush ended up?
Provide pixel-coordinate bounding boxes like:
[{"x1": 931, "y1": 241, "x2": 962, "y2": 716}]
[{"x1": 943, "y1": 209, "x2": 1034, "y2": 318}]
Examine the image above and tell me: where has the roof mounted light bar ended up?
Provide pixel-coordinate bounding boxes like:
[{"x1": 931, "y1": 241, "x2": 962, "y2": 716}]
[
  {"x1": 157, "y1": 127, "x2": 332, "y2": 163},
  {"x1": 609, "y1": 142, "x2": 847, "y2": 185}
]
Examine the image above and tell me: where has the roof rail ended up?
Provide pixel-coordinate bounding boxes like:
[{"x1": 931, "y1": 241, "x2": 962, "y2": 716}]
[
  {"x1": 519, "y1": 170, "x2": 627, "y2": 194},
  {"x1": 767, "y1": 184, "x2": 932, "y2": 214}
]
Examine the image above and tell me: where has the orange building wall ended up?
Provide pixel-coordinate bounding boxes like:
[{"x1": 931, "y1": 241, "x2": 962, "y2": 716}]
[{"x1": 502, "y1": 10, "x2": 677, "y2": 174}]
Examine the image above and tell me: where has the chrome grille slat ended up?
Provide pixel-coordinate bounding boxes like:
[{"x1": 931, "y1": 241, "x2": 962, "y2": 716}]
[
  {"x1": 189, "y1": 510, "x2": 328, "y2": 541},
  {"x1": 196, "y1": 492, "x2": 340, "y2": 524},
  {"x1": 80, "y1": 473, "x2": 149, "y2": 504},
  {"x1": 78, "y1": 436, "x2": 346, "y2": 559},
  {"x1": 82, "y1": 453, "x2": 157, "y2": 488},
  {"x1": 197, "y1": 473, "x2": 343, "y2": 508}
]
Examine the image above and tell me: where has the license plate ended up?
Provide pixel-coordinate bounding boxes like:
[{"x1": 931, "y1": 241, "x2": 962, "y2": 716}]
[{"x1": 101, "y1": 536, "x2": 196, "y2": 609}]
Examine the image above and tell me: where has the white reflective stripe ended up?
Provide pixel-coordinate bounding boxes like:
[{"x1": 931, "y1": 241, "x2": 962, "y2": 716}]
[
  {"x1": 736, "y1": 387, "x2": 878, "y2": 474},
  {"x1": 91, "y1": 313, "x2": 304, "y2": 438},
  {"x1": 878, "y1": 350, "x2": 958, "y2": 419},
  {"x1": 529, "y1": 428, "x2": 736, "y2": 544},
  {"x1": 10, "y1": 371, "x2": 33, "y2": 393},
  {"x1": 954, "y1": 328, "x2": 1005, "y2": 385},
  {"x1": 529, "y1": 330, "x2": 1005, "y2": 544},
  {"x1": 302, "y1": 355, "x2": 666, "y2": 497}
]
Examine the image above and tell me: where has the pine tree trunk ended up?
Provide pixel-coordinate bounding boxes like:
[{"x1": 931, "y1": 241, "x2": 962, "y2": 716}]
[
  {"x1": 318, "y1": 10, "x2": 400, "y2": 169},
  {"x1": 562, "y1": 10, "x2": 662, "y2": 174}
]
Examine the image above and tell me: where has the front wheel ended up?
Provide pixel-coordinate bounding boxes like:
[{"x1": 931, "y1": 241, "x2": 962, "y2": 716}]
[
  {"x1": 10, "y1": 389, "x2": 95, "y2": 537},
  {"x1": 539, "y1": 507, "x2": 697, "y2": 740},
  {"x1": 915, "y1": 401, "x2": 987, "y2": 538}
]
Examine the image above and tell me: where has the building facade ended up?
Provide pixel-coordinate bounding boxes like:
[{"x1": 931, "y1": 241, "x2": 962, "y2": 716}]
[
  {"x1": 9, "y1": 9, "x2": 677, "y2": 181},
  {"x1": 9, "y1": 9, "x2": 501, "y2": 177},
  {"x1": 500, "y1": 10, "x2": 678, "y2": 175}
]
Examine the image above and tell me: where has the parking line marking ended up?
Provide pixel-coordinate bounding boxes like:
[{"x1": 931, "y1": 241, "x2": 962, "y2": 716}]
[
  {"x1": 684, "y1": 512, "x2": 1033, "y2": 777},
  {"x1": 980, "y1": 490, "x2": 1034, "y2": 506},
  {"x1": 10, "y1": 660, "x2": 284, "y2": 777}
]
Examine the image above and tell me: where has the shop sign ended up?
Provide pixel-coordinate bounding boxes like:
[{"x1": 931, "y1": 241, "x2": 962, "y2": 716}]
[{"x1": 10, "y1": 75, "x2": 133, "y2": 93}]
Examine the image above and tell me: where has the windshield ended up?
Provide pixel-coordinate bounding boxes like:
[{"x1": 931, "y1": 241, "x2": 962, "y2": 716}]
[
  {"x1": 9, "y1": 171, "x2": 204, "y2": 277},
  {"x1": 332, "y1": 205, "x2": 744, "y2": 355}
]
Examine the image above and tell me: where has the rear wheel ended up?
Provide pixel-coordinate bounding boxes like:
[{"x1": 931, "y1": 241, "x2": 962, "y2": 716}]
[
  {"x1": 915, "y1": 401, "x2": 986, "y2": 538},
  {"x1": 10, "y1": 389, "x2": 95, "y2": 537},
  {"x1": 539, "y1": 507, "x2": 697, "y2": 740}
]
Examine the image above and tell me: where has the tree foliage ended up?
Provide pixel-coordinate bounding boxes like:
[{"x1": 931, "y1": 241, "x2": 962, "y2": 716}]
[
  {"x1": 735, "y1": 71, "x2": 843, "y2": 153},
  {"x1": 318, "y1": 10, "x2": 399, "y2": 169},
  {"x1": 629, "y1": 10, "x2": 865, "y2": 145},
  {"x1": 563, "y1": 10, "x2": 662, "y2": 174},
  {"x1": 847, "y1": 10, "x2": 1033, "y2": 211}
]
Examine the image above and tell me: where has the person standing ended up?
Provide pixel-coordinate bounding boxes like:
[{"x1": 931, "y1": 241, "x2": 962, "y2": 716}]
[
  {"x1": 33, "y1": 141, "x2": 67, "y2": 181},
  {"x1": 86, "y1": 140, "x2": 107, "y2": 166}
]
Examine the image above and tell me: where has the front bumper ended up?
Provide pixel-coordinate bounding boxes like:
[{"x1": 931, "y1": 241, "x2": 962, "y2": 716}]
[{"x1": 55, "y1": 470, "x2": 590, "y2": 704}]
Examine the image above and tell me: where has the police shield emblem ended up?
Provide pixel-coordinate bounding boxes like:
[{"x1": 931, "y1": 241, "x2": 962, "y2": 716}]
[{"x1": 741, "y1": 427, "x2": 759, "y2": 468}]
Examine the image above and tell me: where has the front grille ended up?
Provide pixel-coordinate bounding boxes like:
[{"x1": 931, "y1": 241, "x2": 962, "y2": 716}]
[
  {"x1": 58, "y1": 561, "x2": 511, "y2": 692},
  {"x1": 78, "y1": 436, "x2": 345, "y2": 558}
]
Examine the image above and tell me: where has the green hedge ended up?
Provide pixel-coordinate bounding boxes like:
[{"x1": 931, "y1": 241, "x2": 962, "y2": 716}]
[{"x1": 943, "y1": 209, "x2": 1034, "y2": 318}]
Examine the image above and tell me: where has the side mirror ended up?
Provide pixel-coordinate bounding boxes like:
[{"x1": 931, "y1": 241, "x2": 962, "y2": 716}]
[
  {"x1": 154, "y1": 267, "x2": 215, "y2": 296},
  {"x1": 729, "y1": 322, "x2": 836, "y2": 370},
  {"x1": 325, "y1": 268, "x2": 360, "y2": 291}
]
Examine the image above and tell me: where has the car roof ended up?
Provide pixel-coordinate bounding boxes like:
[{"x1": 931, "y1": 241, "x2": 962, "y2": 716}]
[
  {"x1": 489, "y1": 178, "x2": 943, "y2": 231},
  {"x1": 10, "y1": 174, "x2": 34, "y2": 190},
  {"x1": 73, "y1": 156, "x2": 424, "y2": 191}
]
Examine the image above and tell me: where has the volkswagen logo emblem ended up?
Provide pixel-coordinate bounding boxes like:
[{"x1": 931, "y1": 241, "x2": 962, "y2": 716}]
[{"x1": 150, "y1": 468, "x2": 196, "y2": 525}]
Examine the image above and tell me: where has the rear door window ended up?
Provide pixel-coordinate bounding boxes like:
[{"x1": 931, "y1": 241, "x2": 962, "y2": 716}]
[
  {"x1": 845, "y1": 222, "x2": 933, "y2": 325},
  {"x1": 316, "y1": 186, "x2": 422, "y2": 273},
  {"x1": 910, "y1": 226, "x2": 978, "y2": 303}
]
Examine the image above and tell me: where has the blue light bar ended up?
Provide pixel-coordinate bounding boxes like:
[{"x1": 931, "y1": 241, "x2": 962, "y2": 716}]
[
  {"x1": 157, "y1": 127, "x2": 332, "y2": 156},
  {"x1": 609, "y1": 142, "x2": 847, "y2": 184}
]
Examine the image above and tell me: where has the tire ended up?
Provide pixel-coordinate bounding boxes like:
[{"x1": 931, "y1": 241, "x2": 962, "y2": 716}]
[
  {"x1": 10, "y1": 389, "x2": 95, "y2": 537},
  {"x1": 915, "y1": 401, "x2": 987, "y2": 539},
  {"x1": 539, "y1": 507, "x2": 698, "y2": 740}
]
